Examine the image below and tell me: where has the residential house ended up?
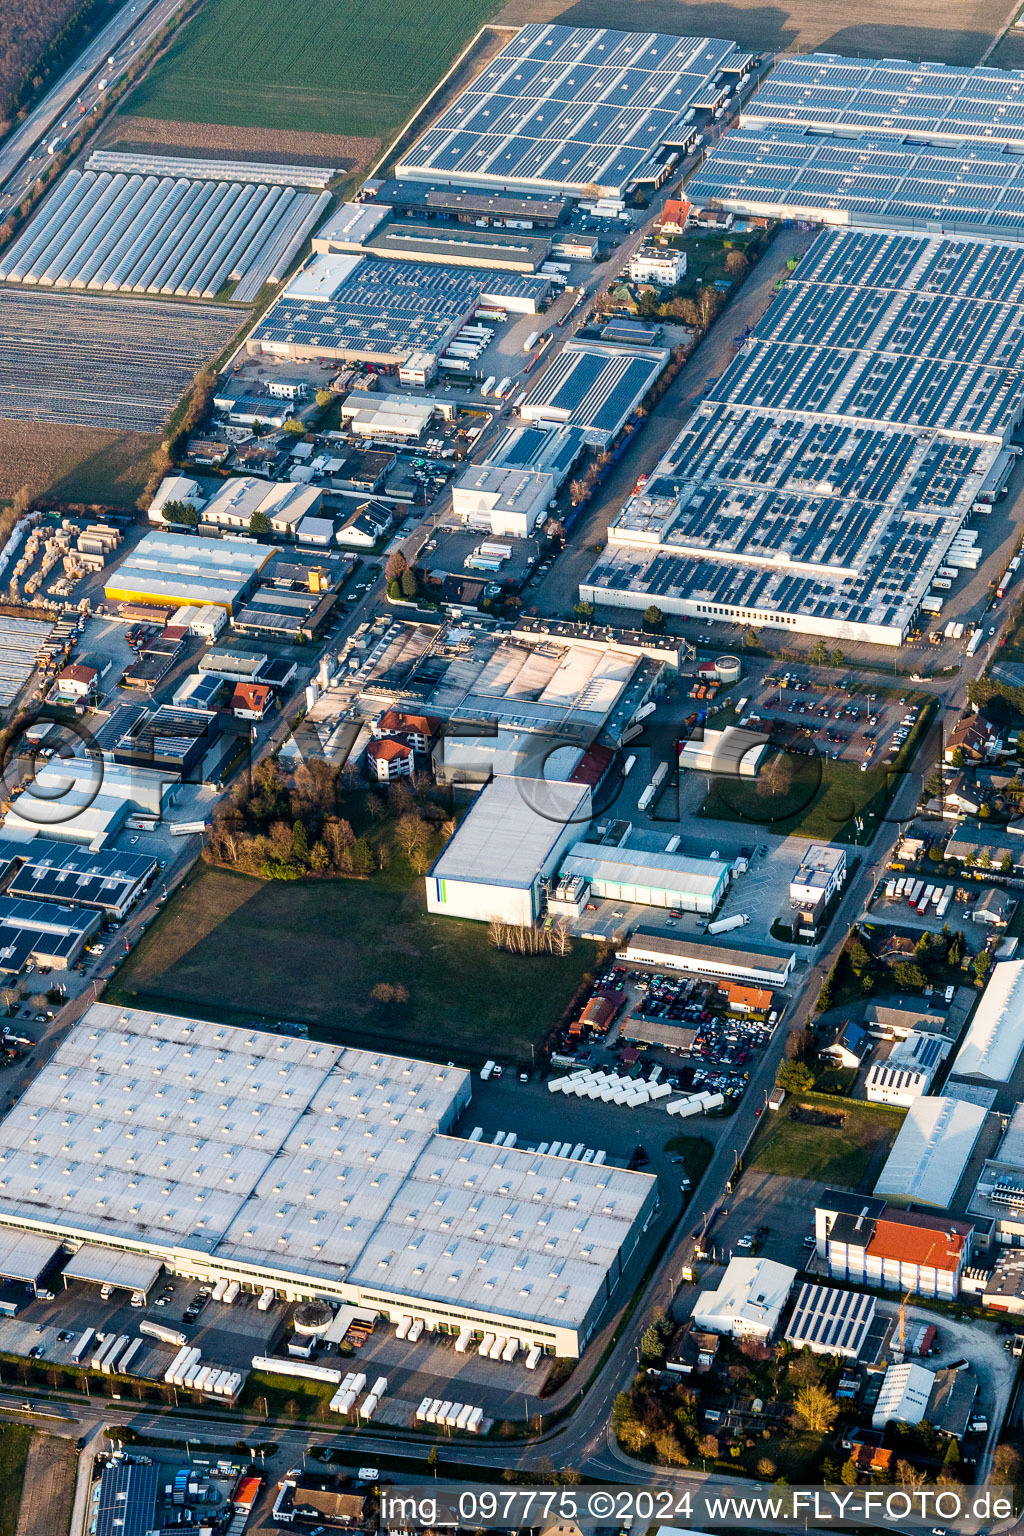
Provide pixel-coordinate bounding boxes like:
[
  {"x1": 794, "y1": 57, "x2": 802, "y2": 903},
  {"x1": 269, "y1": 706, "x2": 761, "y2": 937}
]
[
  {"x1": 945, "y1": 718, "x2": 989, "y2": 764},
  {"x1": 231, "y1": 683, "x2": 272, "y2": 721},
  {"x1": 338, "y1": 501, "x2": 392, "y2": 549},
  {"x1": 366, "y1": 737, "x2": 414, "y2": 782},
  {"x1": 51, "y1": 663, "x2": 98, "y2": 703},
  {"x1": 821, "y1": 1019, "x2": 870, "y2": 1070},
  {"x1": 656, "y1": 198, "x2": 691, "y2": 235}
]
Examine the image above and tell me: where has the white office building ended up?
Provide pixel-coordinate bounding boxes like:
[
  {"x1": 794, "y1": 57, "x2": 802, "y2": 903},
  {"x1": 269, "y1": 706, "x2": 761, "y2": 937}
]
[{"x1": 790, "y1": 845, "x2": 846, "y2": 910}]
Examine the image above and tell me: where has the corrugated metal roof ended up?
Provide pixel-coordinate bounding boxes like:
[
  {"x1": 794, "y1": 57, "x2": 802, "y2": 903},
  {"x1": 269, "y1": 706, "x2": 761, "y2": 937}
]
[
  {"x1": 950, "y1": 959, "x2": 1024, "y2": 1082},
  {"x1": 874, "y1": 1095, "x2": 987, "y2": 1207}
]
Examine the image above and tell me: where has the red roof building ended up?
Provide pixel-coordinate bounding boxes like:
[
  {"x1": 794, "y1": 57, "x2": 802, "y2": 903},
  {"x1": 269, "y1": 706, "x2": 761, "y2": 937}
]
[
  {"x1": 53, "y1": 663, "x2": 98, "y2": 698},
  {"x1": 373, "y1": 710, "x2": 441, "y2": 752},
  {"x1": 657, "y1": 198, "x2": 691, "y2": 234},
  {"x1": 366, "y1": 736, "x2": 414, "y2": 782},
  {"x1": 231, "y1": 682, "x2": 271, "y2": 719}
]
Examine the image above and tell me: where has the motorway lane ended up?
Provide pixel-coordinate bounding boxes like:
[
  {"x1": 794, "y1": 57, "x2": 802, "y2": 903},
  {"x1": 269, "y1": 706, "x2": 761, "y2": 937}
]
[{"x1": 0, "y1": 0, "x2": 186, "y2": 210}]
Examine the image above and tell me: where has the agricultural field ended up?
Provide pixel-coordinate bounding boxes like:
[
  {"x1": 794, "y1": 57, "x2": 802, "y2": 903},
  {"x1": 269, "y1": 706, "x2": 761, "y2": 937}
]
[
  {"x1": 501, "y1": 0, "x2": 1011, "y2": 65},
  {"x1": 0, "y1": 421, "x2": 156, "y2": 507},
  {"x1": 123, "y1": 0, "x2": 499, "y2": 139},
  {"x1": 109, "y1": 863, "x2": 599, "y2": 1066},
  {"x1": 103, "y1": 116, "x2": 376, "y2": 176}
]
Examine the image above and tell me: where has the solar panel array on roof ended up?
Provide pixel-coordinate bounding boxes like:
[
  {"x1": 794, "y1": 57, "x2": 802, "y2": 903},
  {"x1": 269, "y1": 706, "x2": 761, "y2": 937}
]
[
  {"x1": 582, "y1": 226, "x2": 1019, "y2": 644},
  {"x1": 0, "y1": 834, "x2": 157, "y2": 916},
  {"x1": 520, "y1": 339, "x2": 670, "y2": 444},
  {"x1": 250, "y1": 257, "x2": 549, "y2": 364},
  {"x1": 784, "y1": 1281, "x2": 875, "y2": 1358},
  {"x1": 687, "y1": 125, "x2": 1024, "y2": 238},
  {"x1": 744, "y1": 53, "x2": 1024, "y2": 150},
  {"x1": 397, "y1": 24, "x2": 751, "y2": 197}
]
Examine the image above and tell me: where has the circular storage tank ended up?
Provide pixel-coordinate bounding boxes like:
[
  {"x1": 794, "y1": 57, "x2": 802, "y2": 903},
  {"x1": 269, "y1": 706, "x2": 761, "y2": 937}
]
[
  {"x1": 292, "y1": 1300, "x2": 334, "y2": 1337},
  {"x1": 715, "y1": 654, "x2": 742, "y2": 684}
]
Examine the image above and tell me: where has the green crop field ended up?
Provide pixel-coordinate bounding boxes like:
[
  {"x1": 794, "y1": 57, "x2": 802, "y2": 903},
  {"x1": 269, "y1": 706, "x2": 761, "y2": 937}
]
[
  {"x1": 124, "y1": 0, "x2": 498, "y2": 137},
  {"x1": 108, "y1": 864, "x2": 599, "y2": 1066}
]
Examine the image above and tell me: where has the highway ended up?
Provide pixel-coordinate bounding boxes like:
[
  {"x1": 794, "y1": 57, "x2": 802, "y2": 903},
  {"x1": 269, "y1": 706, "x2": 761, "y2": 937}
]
[{"x1": 0, "y1": 0, "x2": 187, "y2": 214}]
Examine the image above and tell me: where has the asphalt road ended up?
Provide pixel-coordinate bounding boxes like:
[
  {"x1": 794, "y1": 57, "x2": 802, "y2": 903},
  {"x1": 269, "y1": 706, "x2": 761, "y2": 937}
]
[{"x1": 0, "y1": 0, "x2": 186, "y2": 212}]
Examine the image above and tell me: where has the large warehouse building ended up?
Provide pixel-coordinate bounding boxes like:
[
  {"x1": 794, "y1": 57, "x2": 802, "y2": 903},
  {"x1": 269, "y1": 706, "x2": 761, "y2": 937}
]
[
  {"x1": 248, "y1": 253, "x2": 549, "y2": 366},
  {"x1": 0, "y1": 1004, "x2": 657, "y2": 1357},
  {"x1": 687, "y1": 53, "x2": 1024, "y2": 240},
  {"x1": 874, "y1": 1095, "x2": 988, "y2": 1209},
  {"x1": 582, "y1": 226, "x2": 1020, "y2": 644},
  {"x1": 426, "y1": 774, "x2": 591, "y2": 925},
  {"x1": 396, "y1": 24, "x2": 752, "y2": 199},
  {"x1": 104, "y1": 531, "x2": 271, "y2": 613},
  {"x1": 520, "y1": 340, "x2": 670, "y2": 447},
  {"x1": 948, "y1": 960, "x2": 1024, "y2": 1084}
]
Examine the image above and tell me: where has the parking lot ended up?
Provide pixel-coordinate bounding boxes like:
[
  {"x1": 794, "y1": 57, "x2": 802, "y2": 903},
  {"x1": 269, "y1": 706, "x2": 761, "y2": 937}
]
[
  {"x1": 748, "y1": 672, "x2": 923, "y2": 771},
  {"x1": 0, "y1": 1274, "x2": 288, "y2": 1376}
]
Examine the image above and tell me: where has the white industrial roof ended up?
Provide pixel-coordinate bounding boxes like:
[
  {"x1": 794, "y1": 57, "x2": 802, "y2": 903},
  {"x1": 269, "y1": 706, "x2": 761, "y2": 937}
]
[
  {"x1": 314, "y1": 201, "x2": 389, "y2": 246},
  {"x1": 62, "y1": 1243, "x2": 164, "y2": 1293},
  {"x1": 692, "y1": 1256, "x2": 796, "y2": 1335},
  {"x1": 872, "y1": 1361, "x2": 934, "y2": 1428},
  {"x1": 998, "y1": 1102, "x2": 1024, "y2": 1168},
  {"x1": 950, "y1": 960, "x2": 1024, "y2": 1082},
  {"x1": 561, "y1": 843, "x2": 729, "y2": 900},
  {"x1": 285, "y1": 253, "x2": 363, "y2": 301},
  {"x1": 874, "y1": 1095, "x2": 988, "y2": 1207},
  {"x1": 0, "y1": 1229, "x2": 62, "y2": 1283},
  {"x1": 430, "y1": 775, "x2": 591, "y2": 889},
  {"x1": 0, "y1": 1004, "x2": 653, "y2": 1332}
]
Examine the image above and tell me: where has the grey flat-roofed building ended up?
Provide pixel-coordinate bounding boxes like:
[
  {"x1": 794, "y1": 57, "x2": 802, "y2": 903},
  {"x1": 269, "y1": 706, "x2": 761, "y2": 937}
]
[
  {"x1": 784, "y1": 1281, "x2": 876, "y2": 1358},
  {"x1": 397, "y1": 23, "x2": 751, "y2": 198},
  {"x1": 368, "y1": 180, "x2": 568, "y2": 225},
  {"x1": 619, "y1": 928, "x2": 795, "y2": 985},
  {"x1": 0, "y1": 1003, "x2": 655, "y2": 1356},
  {"x1": 583, "y1": 227, "x2": 1020, "y2": 645}
]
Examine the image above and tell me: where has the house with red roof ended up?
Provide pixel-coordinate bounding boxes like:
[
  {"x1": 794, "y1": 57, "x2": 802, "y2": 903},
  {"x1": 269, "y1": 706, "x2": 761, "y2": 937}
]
[
  {"x1": 231, "y1": 682, "x2": 272, "y2": 721},
  {"x1": 366, "y1": 737, "x2": 414, "y2": 782}
]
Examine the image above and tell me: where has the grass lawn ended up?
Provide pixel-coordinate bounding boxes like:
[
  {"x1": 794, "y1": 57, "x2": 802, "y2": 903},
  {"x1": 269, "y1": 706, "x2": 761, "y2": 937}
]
[
  {"x1": 750, "y1": 1095, "x2": 904, "y2": 1188},
  {"x1": 108, "y1": 863, "x2": 599, "y2": 1067},
  {"x1": 0, "y1": 1425, "x2": 31, "y2": 1536},
  {"x1": 124, "y1": 0, "x2": 499, "y2": 137},
  {"x1": 699, "y1": 694, "x2": 936, "y2": 844}
]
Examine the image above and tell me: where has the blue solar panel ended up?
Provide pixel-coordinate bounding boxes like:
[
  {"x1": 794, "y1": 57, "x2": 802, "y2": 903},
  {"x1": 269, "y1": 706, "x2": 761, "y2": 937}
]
[{"x1": 399, "y1": 22, "x2": 747, "y2": 195}]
